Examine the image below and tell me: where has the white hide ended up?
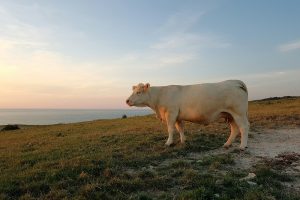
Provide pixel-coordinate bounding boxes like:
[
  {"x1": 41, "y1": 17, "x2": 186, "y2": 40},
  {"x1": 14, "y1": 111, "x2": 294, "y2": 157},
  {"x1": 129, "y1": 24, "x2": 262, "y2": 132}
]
[{"x1": 126, "y1": 80, "x2": 249, "y2": 150}]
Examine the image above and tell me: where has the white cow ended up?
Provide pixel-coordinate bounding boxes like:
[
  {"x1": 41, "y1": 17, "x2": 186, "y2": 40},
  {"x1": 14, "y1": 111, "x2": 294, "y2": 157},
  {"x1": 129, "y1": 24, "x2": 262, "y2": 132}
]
[{"x1": 126, "y1": 80, "x2": 249, "y2": 150}]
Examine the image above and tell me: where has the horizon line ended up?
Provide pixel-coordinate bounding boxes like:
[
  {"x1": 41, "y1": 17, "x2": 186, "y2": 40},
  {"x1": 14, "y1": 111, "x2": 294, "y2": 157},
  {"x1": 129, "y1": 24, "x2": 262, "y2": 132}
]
[{"x1": 1, "y1": 95, "x2": 299, "y2": 110}]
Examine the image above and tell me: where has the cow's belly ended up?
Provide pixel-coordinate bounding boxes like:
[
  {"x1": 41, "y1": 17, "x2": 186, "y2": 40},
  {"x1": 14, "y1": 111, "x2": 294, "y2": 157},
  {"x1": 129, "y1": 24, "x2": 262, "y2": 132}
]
[
  {"x1": 178, "y1": 108, "x2": 209, "y2": 123},
  {"x1": 177, "y1": 105, "x2": 224, "y2": 124}
]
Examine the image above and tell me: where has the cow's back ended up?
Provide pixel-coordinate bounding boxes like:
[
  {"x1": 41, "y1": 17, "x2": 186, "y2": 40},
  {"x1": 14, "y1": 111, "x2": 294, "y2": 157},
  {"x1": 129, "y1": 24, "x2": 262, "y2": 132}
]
[{"x1": 175, "y1": 80, "x2": 248, "y2": 122}]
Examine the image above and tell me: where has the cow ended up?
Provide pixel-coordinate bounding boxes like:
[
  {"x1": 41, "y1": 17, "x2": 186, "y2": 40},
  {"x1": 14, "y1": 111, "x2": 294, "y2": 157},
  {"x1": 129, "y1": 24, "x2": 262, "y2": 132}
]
[{"x1": 126, "y1": 80, "x2": 249, "y2": 150}]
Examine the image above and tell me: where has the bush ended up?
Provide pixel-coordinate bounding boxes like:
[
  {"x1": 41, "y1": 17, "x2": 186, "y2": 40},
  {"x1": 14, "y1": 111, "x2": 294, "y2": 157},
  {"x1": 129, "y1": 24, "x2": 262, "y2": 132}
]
[{"x1": 1, "y1": 124, "x2": 20, "y2": 131}]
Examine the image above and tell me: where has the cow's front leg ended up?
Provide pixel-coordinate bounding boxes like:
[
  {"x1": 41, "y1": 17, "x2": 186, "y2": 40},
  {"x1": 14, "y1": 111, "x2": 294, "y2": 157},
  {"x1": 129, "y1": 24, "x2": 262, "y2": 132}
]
[
  {"x1": 165, "y1": 124, "x2": 175, "y2": 146},
  {"x1": 165, "y1": 111, "x2": 177, "y2": 146},
  {"x1": 155, "y1": 110, "x2": 163, "y2": 122}
]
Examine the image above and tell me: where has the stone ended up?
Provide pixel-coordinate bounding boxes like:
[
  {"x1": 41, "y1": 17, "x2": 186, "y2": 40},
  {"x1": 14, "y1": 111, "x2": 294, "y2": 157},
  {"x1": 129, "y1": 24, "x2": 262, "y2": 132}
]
[{"x1": 239, "y1": 172, "x2": 256, "y2": 181}]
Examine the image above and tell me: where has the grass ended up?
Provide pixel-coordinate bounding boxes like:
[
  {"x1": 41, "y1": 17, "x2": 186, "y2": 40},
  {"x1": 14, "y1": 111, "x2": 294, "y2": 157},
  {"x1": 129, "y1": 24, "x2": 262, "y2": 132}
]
[
  {"x1": 0, "y1": 97, "x2": 300, "y2": 199},
  {"x1": 249, "y1": 96, "x2": 300, "y2": 129}
]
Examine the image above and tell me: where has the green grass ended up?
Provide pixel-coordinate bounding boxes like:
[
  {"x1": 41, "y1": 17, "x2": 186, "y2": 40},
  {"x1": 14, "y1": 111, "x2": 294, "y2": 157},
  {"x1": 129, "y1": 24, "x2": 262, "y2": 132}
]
[{"x1": 0, "y1": 97, "x2": 300, "y2": 199}]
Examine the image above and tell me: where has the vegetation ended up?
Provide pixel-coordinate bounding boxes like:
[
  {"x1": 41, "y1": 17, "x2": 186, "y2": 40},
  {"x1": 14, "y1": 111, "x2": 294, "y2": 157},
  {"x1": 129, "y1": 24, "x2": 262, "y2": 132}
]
[
  {"x1": 0, "y1": 97, "x2": 300, "y2": 199},
  {"x1": 1, "y1": 125, "x2": 20, "y2": 132}
]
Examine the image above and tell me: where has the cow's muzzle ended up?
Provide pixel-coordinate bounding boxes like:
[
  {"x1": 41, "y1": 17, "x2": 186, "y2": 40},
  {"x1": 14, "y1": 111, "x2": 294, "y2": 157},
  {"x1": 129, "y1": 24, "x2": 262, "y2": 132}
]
[{"x1": 126, "y1": 99, "x2": 132, "y2": 106}]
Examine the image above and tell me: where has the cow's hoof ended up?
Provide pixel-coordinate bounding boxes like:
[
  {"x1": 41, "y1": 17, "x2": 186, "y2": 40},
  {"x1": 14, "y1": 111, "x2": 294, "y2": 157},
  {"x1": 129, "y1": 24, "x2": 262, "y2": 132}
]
[
  {"x1": 180, "y1": 139, "x2": 186, "y2": 145},
  {"x1": 180, "y1": 137, "x2": 186, "y2": 144},
  {"x1": 223, "y1": 143, "x2": 232, "y2": 149},
  {"x1": 165, "y1": 142, "x2": 174, "y2": 147},
  {"x1": 239, "y1": 146, "x2": 248, "y2": 151},
  {"x1": 180, "y1": 142, "x2": 186, "y2": 147}
]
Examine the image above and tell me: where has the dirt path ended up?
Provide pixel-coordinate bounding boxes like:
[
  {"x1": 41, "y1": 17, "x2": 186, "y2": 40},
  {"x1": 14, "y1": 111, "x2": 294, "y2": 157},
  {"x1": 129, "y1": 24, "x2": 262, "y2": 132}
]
[
  {"x1": 184, "y1": 129, "x2": 299, "y2": 163},
  {"x1": 250, "y1": 128, "x2": 300, "y2": 157},
  {"x1": 236, "y1": 128, "x2": 300, "y2": 191},
  {"x1": 157, "y1": 128, "x2": 300, "y2": 191},
  {"x1": 157, "y1": 128, "x2": 300, "y2": 169},
  {"x1": 234, "y1": 128, "x2": 300, "y2": 169},
  {"x1": 125, "y1": 128, "x2": 300, "y2": 198},
  {"x1": 187, "y1": 128, "x2": 300, "y2": 192}
]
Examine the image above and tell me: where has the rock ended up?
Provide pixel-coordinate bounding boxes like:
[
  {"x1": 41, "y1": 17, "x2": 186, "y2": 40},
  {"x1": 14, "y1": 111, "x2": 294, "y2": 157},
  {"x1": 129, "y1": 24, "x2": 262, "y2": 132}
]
[
  {"x1": 122, "y1": 114, "x2": 127, "y2": 119},
  {"x1": 293, "y1": 165, "x2": 300, "y2": 171},
  {"x1": 196, "y1": 159, "x2": 203, "y2": 164},
  {"x1": 215, "y1": 179, "x2": 224, "y2": 185},
  {"x1": 239, "y1": 172, "x2": 256, "y2": 181},
  {"x1": 1, "y1": 124, "x2": 20, "y2": 131},
  {"x1": 247, "y1": 181, "x2": 257, "y2": 186},
  {"x1": 79, "y1": 171, "x2": 89, "y2": 179},
  {"x1": 56, "y1": 132, "x2": 64, "y2": 137}
]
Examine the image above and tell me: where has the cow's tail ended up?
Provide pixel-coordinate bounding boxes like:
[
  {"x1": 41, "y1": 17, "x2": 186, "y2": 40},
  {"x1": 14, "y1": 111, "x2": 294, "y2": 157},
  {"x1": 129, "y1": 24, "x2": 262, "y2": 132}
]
[
  {"x1": 246, "y1": 110, "x2": 250, "y2": 128},
  {"x1": 237, "y1": 80, "x2": 248, "y2": 94},
  {"x1": 235, "y1": 80, "x2": 250, "y2": 127}
]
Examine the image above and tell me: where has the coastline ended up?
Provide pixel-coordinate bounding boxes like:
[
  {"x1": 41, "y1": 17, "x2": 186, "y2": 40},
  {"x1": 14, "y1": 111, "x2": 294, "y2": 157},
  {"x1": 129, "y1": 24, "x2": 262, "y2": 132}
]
[{"x1": 0, "y1": 108, "x2": 153, "y2": 126}]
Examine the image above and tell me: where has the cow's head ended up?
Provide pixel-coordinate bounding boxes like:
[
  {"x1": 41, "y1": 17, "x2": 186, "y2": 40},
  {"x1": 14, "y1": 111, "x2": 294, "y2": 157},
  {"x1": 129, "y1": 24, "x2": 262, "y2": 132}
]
[{"x1": 126, "y1": 83, "x2": 150, "y2": 107}]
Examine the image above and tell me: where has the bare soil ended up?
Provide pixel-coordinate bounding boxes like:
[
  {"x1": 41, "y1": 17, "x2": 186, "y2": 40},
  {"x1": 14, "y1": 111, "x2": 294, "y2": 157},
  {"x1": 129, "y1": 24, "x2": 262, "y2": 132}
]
[
  {"x1": 151, "y1": 128, "x2": 300, "y2": 194},
  {"x1": 235, "y1": 128, "x2": 300, "y2": 169},
  {"x1": 235, "y1": 128, "x2": 300, "y2": 192}
]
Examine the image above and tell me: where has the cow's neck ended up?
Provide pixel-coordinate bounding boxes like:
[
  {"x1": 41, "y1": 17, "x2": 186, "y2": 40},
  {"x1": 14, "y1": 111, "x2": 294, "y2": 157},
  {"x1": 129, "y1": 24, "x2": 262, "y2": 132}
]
[{"x1": 145, "y1": 87, "x2": 160, "y2": 111}]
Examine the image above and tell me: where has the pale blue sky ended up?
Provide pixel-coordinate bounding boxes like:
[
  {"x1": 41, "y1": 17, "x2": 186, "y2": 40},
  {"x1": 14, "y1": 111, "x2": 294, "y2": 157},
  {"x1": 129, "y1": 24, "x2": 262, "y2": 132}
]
[{"x1": 0, "y1": 0, "x2": 299, "y2": 108}]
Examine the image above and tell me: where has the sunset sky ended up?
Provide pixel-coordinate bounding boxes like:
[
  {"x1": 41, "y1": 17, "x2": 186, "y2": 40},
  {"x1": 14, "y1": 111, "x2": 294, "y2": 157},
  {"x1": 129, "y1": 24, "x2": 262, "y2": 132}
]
[{"x1": 0, "y1": 0, "x2": 300, "y2": 109}]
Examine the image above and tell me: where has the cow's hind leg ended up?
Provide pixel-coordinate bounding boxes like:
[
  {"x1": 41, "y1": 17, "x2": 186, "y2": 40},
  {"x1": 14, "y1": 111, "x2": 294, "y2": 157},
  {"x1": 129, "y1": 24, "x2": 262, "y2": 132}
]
[
  {"x1": 175, "y1": 121, "x2": 186, "y2": 144},
  {"x1": 165, "y1": 111, "x2": 177, "y2": 146},
  {"x1": 224, "y1": 121, "x2": 239, "y2": 148},
  {"x1": 232, "y1": 114, "x2": 249, "y2": 150}
]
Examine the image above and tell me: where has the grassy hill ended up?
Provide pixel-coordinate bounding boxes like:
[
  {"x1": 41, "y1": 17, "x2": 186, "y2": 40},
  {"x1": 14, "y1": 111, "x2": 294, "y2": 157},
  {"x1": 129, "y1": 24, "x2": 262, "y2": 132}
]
[{"x1": 0, "y1": 97, "x2": 300, "y2": 199}]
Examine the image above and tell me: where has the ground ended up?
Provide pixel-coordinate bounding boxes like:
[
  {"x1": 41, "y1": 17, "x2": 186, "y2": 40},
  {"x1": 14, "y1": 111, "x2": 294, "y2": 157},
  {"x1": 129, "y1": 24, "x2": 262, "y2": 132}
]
[
  {"x1": 183, "y1": 128, "x2": 300, "y2": 194},
  {"x1": 0, "y1": 97, "x2": 300, "y2": 199}
]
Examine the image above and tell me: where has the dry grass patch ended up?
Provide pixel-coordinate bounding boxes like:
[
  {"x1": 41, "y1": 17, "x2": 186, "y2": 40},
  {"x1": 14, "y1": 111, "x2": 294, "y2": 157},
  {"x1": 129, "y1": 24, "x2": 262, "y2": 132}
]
[{"x1": 0, "y1": 97, "x2": 299, "y2": 199}]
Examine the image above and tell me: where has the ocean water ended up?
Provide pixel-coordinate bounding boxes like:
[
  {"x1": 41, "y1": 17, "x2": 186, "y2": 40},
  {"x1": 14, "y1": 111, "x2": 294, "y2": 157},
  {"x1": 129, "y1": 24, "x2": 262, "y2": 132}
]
[{"x1": 0, "y1": 109, "x2": 154, "y2": 125}]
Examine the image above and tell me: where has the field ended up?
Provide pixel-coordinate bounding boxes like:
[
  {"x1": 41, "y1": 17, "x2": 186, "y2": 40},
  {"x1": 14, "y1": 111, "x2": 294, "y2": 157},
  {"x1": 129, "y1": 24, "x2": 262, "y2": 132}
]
[{"x1": 1, "y1": 97, "x2": 300, "y2": 199}]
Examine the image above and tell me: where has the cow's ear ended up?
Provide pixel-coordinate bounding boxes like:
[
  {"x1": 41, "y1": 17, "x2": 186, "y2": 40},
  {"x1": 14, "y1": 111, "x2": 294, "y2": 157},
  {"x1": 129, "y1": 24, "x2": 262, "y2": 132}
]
[
  {"x1": 144, "y1": 83, "x2": 150, "y2": 91},
  {"x1": 132, "y1": 86, "x2": 137, "y2": 90}
]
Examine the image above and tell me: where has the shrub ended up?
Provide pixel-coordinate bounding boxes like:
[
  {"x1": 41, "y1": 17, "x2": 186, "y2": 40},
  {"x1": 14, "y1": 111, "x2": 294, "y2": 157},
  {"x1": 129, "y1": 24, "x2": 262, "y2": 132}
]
[{"x1": 1, "y1": 124, "x2": 20, "y2": 131}]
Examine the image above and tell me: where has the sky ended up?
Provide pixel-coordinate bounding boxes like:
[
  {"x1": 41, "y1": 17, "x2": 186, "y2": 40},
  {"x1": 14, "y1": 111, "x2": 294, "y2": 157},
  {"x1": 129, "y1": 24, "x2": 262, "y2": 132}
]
[{"x1": 0, "y1": 0, "x2": 299, "y2": 109}]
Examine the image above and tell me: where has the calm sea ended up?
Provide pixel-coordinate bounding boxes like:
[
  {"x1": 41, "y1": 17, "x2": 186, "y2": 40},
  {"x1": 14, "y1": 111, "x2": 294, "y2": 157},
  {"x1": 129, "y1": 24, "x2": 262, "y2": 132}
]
[{"x1": 0, "y1": 109, "x2": 154, "y2": 125}]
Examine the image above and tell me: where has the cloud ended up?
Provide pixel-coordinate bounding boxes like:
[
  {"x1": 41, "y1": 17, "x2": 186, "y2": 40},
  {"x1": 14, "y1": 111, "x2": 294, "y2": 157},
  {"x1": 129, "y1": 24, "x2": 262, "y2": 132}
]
[
  {"x1": 146, "y1": 10, "x2": 231, "y2": 68},
  {"x1": 0, "y1": 5, "x2": 50, "y2": 48},
  {"x1": 151, "y1": 33, "x2": 200, "y2": 50},
  {"x1": 105, "y1": 10, "x2": 231, "y2": 72},
  {"x1": 0, "y1": 4, "x2": 235, "y2": 108},
  {"x1": 278, "y1": 40, "x2": 300, "y2": 52},
  {"x1": 247, "y1": 70, "x2": 300, "y2": 100},
  {"x1": 151, "y1": 33, "x2": 231, "y2": 50},
  {"x1": 224, "y1": 70, "x2": 300, "y2": 100},
  {"x1": 0, "y1": 51, "x2": 128, "y2": 108},
  {"x1": 158, "y1": 54, "x2": 195, "y2": 65},
  {"x1": 0, "y1": 39, "x2": 47, "y2": 50},
  {"x1": 157, "y1": 11, "x2": 205, "y2": 34},
  {"x1": 0, "y1": 3, "x2": 131, "y2": 108}
]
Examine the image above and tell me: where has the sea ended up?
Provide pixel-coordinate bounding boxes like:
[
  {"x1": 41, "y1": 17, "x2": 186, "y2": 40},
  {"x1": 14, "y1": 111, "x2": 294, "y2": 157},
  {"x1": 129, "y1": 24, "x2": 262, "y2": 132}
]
[{"x1": 0, "y1": 109, "x2": 154, "y2": 125}]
